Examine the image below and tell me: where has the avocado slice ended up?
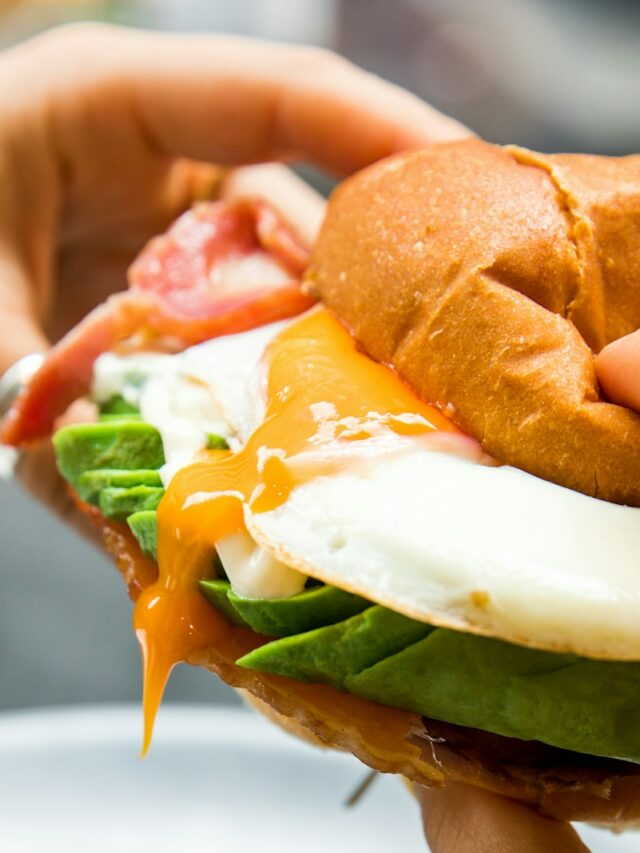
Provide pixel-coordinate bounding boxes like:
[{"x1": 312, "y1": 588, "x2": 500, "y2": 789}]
[
  {"x1": 227, "y1": 585, "x2": 369, "y2": 637},
  {"x1": 76, "y1": 469, "x2": 163, "y2": 505},
  {"x1": 54, "y1": 422, "x2": 165, "y2": 486},
  {"x1": 200, "y1": 579, "x2": 368, "y2": 637},
  {"x1": 346, "y1": 629, "x2": 640, "y2": 762},
  {"x1": 99, "y1": 412, "x2": 142, "y2": 422},
  {"x1": 238, "y1": 606, "x2": 433, "y2": 689},
  {"x1": 128, "y1": 510, "x2": 159, "y2": 561},
  {"x1": 206, "y1": 433, "x2": 229, "y2": 450},
  {"x1": 125, "y1": 519, "x2": 225, "y2": 572},
  {"x1": 199, "y1": 580, "x2": 252, "y2": 629},
  {"x1": 241, "y1": 603, "x2": 640, "y2": 762},
  {"x1": 99, "y1": 485, "x2": 165, "y2": 520},
  {"x1": 99, "y1": 395, "x2": 140, "y2": 416}
]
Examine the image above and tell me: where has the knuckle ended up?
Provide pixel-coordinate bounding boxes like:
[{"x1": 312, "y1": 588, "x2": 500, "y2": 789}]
[
  {"x1": 288, "y1": 44, "x2": 349, "y2": 77},
  {"x1": 29, "y1": 21, "x2": 120, "y2": 58}
]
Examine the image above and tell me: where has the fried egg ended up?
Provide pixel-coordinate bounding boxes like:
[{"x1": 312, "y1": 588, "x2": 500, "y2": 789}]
[{"x1": 95, "y1": 309, "x2": 640, "y2": 661}]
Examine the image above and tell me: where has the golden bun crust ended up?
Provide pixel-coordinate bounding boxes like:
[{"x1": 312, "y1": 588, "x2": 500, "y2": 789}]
[
  {"x1": 99, "y1": 518, "x2": 640, "y2": 827},
  {"x1": 307, "y1": 138, "x2": 640, "y2": 505}
]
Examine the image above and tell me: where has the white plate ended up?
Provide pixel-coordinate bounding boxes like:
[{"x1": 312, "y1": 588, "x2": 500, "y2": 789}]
[{"x1": 0, "y1": 704, "x2": 635, "y2": 853}]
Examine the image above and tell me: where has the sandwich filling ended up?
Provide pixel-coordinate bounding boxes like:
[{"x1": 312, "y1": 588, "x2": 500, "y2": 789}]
[{"x1": 53, "y1": 307, "x2": 640, "y2": 763}]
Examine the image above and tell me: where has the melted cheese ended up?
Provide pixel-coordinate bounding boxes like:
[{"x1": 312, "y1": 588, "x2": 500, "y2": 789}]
[{"x1": 133, "y1": 308, "x2": 457, "y2": 751}]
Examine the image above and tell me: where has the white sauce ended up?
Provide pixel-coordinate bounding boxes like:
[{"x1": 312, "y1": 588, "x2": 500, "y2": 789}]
[
  {"x1": 93, "y1": 353, "x2": 176, "y2": 408},
  {"x1": 93, "y1": 352, "x2": 230, "y2": 486},
  {"x1": 216, "y1": 530, "x2": 306, "y2": 599}
]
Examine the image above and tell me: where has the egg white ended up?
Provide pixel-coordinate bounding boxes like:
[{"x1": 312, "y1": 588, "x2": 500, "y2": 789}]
[{"x1": 248, "y1": 453, "x2": 640, "y2": 660}]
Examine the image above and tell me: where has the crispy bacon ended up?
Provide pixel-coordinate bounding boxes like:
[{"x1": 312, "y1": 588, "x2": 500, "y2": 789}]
[
  {"x1": 1, "y1": 200, "x2": 314, "y2": 446},
  {"x1": 0, "y1": 296, "x2": 140, "y2": 447}
]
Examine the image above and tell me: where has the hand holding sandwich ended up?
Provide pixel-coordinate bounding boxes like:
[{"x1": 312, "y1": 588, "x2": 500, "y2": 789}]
[
  {"x1": 0, "y1": 22, "x2": 467, "y2": 374},
  {"x1": 0, "y1": 21, "x2": 469, "y2": 551},
  {"x1": 418, "y1": 784, "x2": 589, "y2": 852},
  {"x1": 3, "y1": 24, "x2": 639, "y2": 853}
]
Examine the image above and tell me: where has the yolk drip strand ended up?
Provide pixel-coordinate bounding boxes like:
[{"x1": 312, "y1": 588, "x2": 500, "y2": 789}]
[{"x1": 133, "y1": 308, "x2": 458, "y2": 753}]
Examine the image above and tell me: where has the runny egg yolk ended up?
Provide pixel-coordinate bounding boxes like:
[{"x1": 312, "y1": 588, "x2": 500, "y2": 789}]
[{"x1": 133, "y1": 307, "x2": 459, "y2": 753}]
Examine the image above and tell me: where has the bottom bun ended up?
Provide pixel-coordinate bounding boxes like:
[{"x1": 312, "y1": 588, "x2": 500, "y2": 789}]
[
  {"x1": 103, "y1": 517, "x2": 640, "y2": 826},
  {"x1": 238, "y1": 690, "x2": 333, "y2": 750}
]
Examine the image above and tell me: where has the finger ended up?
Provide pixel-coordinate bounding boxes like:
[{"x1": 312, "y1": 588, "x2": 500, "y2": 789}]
[
  {"x1": 129, "y1": 33, "x2": 472, "y2": 173},
  {"x1": 221, "y1": 164, "x2": 326, "y2": 247},
  {"x1": 16, "y1": 441, "x2": 103, "y2": 547},
  {"x1": 418, "y1": 783, "x2": 589, "y2": 853},
  {"x1": 596, "y1": 330, "x2": 640, "y2": 412},
  {"x1": 7, "y1": 24, "x2": 471, "y2": 178},
  {"x1": 50, "y1": 159, "x2": 224, "y2": 341},
  {"x1": 50, "y1": 162, "x2": 322, "y2": 344},
  {"x1": 0, "y1": 253, "x2": 48, "y2": 374}
]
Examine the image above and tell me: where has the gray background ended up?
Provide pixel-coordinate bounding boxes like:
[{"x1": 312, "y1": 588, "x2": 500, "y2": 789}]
[
  {"x1": 0, "y1": 480, "x2": 237, "y2": 708},
  {"x1": 2, "y1": 0, "x2": 640, "y2": 711}
]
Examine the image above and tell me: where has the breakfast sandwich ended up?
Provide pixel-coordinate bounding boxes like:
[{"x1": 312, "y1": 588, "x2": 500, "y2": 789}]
[{"x1": 4, "y1": 140, "x2": 640, "y2": 825}]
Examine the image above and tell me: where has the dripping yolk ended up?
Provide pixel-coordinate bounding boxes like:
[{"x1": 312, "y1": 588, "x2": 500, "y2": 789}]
[{"x1": 133, "y1": 308, "x2": 458, "y2": 753}]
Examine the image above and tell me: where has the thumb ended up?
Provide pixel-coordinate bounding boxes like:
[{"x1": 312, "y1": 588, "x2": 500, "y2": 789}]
[
  {"x1": 596, "y1": 330, "x2": 640, "y2": 412},
  {"x1": 418, "y1": 782, "x2": 589, "y2": 853}
]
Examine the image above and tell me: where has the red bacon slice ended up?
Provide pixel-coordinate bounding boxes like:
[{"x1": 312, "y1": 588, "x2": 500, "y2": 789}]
[
  {"x1": 1, "y1": 200, "x2": 314, "y2": 447},
  {"x1": 0, "y1": 294, "x2": 146, "y2": 446},
  {"x1": 129, "y1": 200, "x2": 312, "y2": 343}
]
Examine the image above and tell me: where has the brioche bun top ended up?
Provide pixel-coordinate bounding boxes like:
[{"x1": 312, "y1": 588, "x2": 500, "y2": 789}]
[{"x1": 307, "y1": 138, "x2": 640, "y2": 506}]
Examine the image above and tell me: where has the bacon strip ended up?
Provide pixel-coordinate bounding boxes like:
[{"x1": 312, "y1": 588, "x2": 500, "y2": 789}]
[
  {"x1": 1, "y1": 200, "x2": 314, "y2": 446},
  {"x1": 0, "y1": 295, "x2": 140, "y2": 446}
]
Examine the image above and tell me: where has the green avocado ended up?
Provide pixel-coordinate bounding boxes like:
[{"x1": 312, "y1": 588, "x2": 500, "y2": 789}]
[
  {"x1": 206, "y1": 433, "x2": 229, "y2": 450},
  {"x1": 200, "y1": 579, "x2": 369, "y2": 636},
  {"x1": 238, "y1": 606, "x2": 432, "y2": 689},
  {"x1": 199, "y1": 580, "x2": 252, "y2": 629},
  {"x1": 76, "y1": 469, "x2": 162, "y2": 505},
  {"x1": 99, "y1": 485, "x2": 165, "y2": 520},
  {"x1": 52, "y1": 410, "x2": 640, "y2": 762},
  {"x1": 54, "y1": 422, "x2": 165, "y2": 486},
  {"x1": 128, "y1": 510, "x2": 158, "y2": 561},
  {"x1": 99, "y1": 412, "x2": 142, "y2": 422},
  {"x1": 126, "y1": 513, "x2": 227, "y2": 570},
  {"x1": 347, "y1": 630, "x2": 640, "y2": 761},
  {"x1": 227, "y1": 584, "x2": 369, "y2": 637},
  {"x1": 240, "y1": 608, "x2": 640, "y2": 762},
  {"x1": 99, "y1": 395, "x2": 140, "y2": 416}
]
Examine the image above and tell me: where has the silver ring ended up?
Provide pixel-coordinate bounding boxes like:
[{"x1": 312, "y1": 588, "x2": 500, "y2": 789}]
[{"x1": 0, "y1": 352, "x2": 46, "y2": 419}]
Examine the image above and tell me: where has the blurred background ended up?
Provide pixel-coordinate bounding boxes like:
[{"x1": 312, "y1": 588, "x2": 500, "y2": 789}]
[{"x1": 1, "y1": 0, "x2": 640, "y2": 713}]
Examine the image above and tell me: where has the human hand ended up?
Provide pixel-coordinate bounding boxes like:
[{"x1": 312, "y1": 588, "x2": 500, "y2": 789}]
[
  {"x1": 0, "y1": 21, "x2": 469, "y2": 527},
  {"x1": 418, "y1": 782, "x2": 590, "y2": 852},
  {"x1": 596, "y1": 331, "x2": 640, "y2": 412},
  {"x1": 0, "y1": 22, "x2": 469, "y2": 374}
]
